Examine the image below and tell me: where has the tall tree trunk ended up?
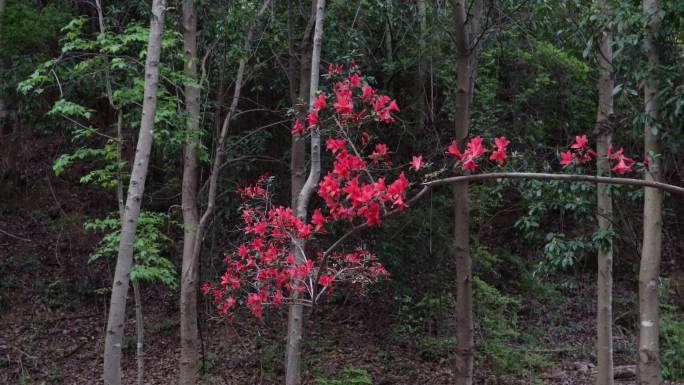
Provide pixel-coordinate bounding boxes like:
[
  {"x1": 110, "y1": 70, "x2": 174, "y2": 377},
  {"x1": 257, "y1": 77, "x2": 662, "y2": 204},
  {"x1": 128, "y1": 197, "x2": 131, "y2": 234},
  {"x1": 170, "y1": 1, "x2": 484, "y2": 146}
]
[
  {"x1": 291, "y1": 0, "x2": 317, "y2": 208},
  {"x1": 417, "y1": 0, "x2": 427, "y2": 131},
  {"x1": 285, "y1": 1, "x2": 325, "y2": 384},
  {"x1": 180, "y1": 1, "x2": 201, "y2": 383},
  {"x1": 384, "y1": 2, "x2": 393, "y2": 62},
  {"x1": 638, "y1": 0, "x2": 663, "y2": 384},
  {"x1": 594, "y1": 1, "x2": 615, "y2": 383},
  {"x1": 103, "y1": 2, "x2": 166, "y2": 384},
  {"x1": 132, "y1": 279, "x2": 144, "y2": 385},
  {"x1": 0, "y1": 0, "x2": 6, "y2": 123},
  {"x1": 452, "y1": 1, "x2": 481, "y2": 384}
]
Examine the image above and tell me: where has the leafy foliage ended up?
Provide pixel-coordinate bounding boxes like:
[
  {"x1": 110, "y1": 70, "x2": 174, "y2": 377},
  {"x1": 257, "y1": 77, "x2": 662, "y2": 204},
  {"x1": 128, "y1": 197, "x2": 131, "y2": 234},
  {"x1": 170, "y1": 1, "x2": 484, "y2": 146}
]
[
  {"x1": 660, "y1": 281, "x2": 684, "y2": 381},
  {"x1": 316, "y1": 366, "x2": 372, "y2": 385},
  {"x1": 85, "y1": 212, "x2": 177, "y2": 287}
]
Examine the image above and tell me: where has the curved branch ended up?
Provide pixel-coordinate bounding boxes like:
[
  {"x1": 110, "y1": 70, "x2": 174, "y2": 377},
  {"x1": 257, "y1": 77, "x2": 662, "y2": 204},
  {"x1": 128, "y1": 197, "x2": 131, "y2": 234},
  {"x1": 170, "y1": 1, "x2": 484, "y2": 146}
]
[
  {"x1": 423, "y1": 172, "x2": 684, "y2": 196},
  {"x1": 321, "y1": 171, "x2": 682, "y2": 259}
]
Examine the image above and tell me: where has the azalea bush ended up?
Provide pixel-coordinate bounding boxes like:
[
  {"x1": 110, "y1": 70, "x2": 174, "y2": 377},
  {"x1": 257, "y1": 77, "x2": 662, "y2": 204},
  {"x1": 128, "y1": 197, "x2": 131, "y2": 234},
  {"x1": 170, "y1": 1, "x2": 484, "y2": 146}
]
[{"x1": 203, "y1": 62, "x2": 645, "y2": 320}]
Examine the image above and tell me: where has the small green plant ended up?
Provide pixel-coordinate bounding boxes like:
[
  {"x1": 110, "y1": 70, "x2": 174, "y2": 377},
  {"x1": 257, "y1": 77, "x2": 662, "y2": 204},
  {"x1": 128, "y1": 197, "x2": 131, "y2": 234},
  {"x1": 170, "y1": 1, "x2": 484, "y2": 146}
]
[
  {"x1": 474, "y1": 276, "x2": 550, "y2": 377},
  {"x1": 393, "y1": 292, "x2": 454, "y2": 338},
  {"x1": 417, "y1": 336, "x2": 457, "y2": 362},
  {"x1": 121, "y1": 335, "x2": 137, "y2": 350},
  {"x1": 316, "y1": 366, "x2": 372, "y2": 385},
  {"x1": 660, "y1": 280, "x2": 684, "y2": 381},
  {"x1": 197, "y1": 351, "x2": 219, "y2": 373}
]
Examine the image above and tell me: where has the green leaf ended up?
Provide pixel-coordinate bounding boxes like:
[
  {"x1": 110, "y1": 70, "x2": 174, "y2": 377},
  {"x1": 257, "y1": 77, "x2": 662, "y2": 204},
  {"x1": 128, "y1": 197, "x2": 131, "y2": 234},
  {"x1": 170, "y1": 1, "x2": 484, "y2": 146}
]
[{"x1": 48, "y1": 99, "x2": 93, "y2": 119}]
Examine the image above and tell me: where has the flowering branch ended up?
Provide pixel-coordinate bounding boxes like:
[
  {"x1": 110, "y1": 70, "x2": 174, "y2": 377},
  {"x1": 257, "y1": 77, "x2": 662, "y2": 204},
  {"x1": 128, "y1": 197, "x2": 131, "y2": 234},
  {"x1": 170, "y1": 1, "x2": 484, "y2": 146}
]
[
  {"x1": 204, "y1": 60, "x2": 684, "y2": 322},
  {"x1": 422, "y1": 172, "x2": 684, "y2": 196},
  {"x1": 318, "y1": 171, "x2": 683, "y2": 260}
]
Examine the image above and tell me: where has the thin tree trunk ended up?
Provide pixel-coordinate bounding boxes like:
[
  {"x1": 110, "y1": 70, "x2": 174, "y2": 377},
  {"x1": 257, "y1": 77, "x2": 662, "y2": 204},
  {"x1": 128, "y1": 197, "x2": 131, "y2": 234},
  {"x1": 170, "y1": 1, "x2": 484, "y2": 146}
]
[
  {"x1": 285, "y1": 1, "x2": 325, "y2": 384},
  {"x1": 384, "y1": 2, "x2": 393, "y2": 62},
  {"x1": 291, "y1": 0, "x2": 317, "y2": 208},
  {"x1": 0, "y1": 0, "x2": 6, "y2": 123},
  {"x1": 180, "y1": 1, "x2": 201, "y2": 383},
  {"x1": 594, "y1": 1, "x2": 615, "y2": 383},
  {"x1": 452, "y1": 1, "x2": 481, "y2": 384},
  {"x1": 116, "y1": 110, "x2": 125, "y2": 217},
  {"x1": 132, "y1": 279, "x2": 144, "y2": 385},
  {"x1": 103, "y1": 2, "x2": 166, "y2": 384},
  {"x1": 191, "y1": 0, "x2": 272, "y2": 277},
  {"x1": 417, "y1": 0, "x2": 427, "y2": 131},
  {"x1": 287, "y1": 0, "x2": 299, "y2": 106},
  {"x1": 638, "y1": 0, "x2": 663, "y2": 384}
]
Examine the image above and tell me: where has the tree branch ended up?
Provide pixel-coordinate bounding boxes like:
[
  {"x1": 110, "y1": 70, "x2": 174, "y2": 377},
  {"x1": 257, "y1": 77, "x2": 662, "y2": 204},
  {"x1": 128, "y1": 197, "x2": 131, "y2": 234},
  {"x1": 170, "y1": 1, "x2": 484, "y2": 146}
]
[
  {"x1": 422, "y1": 172, "x2": 684, "y2": 195},
  {"x1": 320, "y1": 171, "x2": 682, "y2": 259}
]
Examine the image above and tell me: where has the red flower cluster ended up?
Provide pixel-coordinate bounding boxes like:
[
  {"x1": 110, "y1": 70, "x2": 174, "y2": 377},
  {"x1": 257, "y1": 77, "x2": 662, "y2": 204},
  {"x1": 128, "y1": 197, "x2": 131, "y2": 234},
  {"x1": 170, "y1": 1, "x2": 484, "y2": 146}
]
[
  {"x1": 209, "y1": 63, "x2": 405, "y2": 319},
  {"x1": 292, "y1": 65, "x2": 400, "y2": 135},
  {"x1": 560, "y1": 135, "x2": 598, "y2": 166},
  {"x1": 447, "y1": 135, "x2": 510, "y2": 171},
  {"x1": 202, "y1": 177, "x2": 389, "y2": 319},
  {"x1": 559, "y1": 135, "x2": 636, "y2": 175},
  {"x1": 608, "y1": 145, "x2": 635, "y2": 175}
]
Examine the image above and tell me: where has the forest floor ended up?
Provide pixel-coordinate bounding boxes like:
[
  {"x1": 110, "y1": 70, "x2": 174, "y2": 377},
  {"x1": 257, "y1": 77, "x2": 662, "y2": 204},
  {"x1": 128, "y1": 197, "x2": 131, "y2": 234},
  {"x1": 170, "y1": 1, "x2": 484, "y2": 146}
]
[
  {"x1": 0, "y1": 292, "x2": 631, "y2": 385},
  {"x1": 0, "y1": 214, "x2": 655, "y2": 385}
]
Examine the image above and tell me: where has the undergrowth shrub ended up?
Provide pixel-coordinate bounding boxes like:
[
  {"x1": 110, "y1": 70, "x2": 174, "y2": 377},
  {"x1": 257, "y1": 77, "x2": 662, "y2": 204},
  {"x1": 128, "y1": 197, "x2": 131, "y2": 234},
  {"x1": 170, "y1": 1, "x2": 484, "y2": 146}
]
[
  {"x1": 661, "y1": 280, "x2": 684, "y2": 381},
  {"x1": 474, "y1": 276, "x2": 550, "y2": 377},
  {"x1": 316, "y1": 366, "x2": 372, "y2": 385}
]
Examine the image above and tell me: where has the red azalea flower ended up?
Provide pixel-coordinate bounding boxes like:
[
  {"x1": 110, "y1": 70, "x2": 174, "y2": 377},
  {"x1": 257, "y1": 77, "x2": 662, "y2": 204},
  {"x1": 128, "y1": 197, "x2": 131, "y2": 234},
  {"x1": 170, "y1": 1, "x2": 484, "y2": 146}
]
[
  {"x1": 313, "y1": 92, "x2": 327, "y2": 111},
  {"x1": 319, "y1": 275, "x2": 334, "y2": 287},
  {"x1": 571, "y1": 135, "x2": 589, "y2": 150},
  {"x1": 560, "y1": 150, "x2": 574, "y2": 166},
  {"x1": 349, "y1": 73, "x2": 362, "y2": 88},
  {"x1": 292, "y1": 119, "x2": 305, "y2": 135},
  {"x1": 410, "y1": 155, "x2": 423, "y2": 170},
  {"x1": 326, "y1": 137, "x2": 347, "y2": 153},
  {"x1": 447, "y1": 140, "x2": 463, "y2": 160},
  {"x1": 307, "y1": 110, "x2": 319, "y2": 127}
]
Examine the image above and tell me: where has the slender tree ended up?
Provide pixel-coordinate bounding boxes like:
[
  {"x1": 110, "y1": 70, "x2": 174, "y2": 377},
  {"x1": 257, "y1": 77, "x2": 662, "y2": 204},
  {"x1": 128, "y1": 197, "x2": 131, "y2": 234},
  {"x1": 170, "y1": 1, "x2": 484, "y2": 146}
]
[
  {"x1": 452, "y1": 1, "x2": 481, "y2": 384},
  {"x1": 179, "y1": 0, "x2": 201, "y2": 383},
  {"x1": 291, "y1": 0, "x2": 317, "y2": 209},
  {"x1": 638, "y1": 0, "x2": 664, "y2": 384},
  {"x1": 103, "y1": 1, "x2": 166, "y2": 384},
  {"x1": 0, "y1": 0, "x2": 6, "y2": 122},
  {"x1": 177, "y1": 3, "x2": 272, "y2": 382},
  {"x1": 594, "y1": 1, "x2": 615, "y2": 383},
  {"x1": 417, "y1": 0, "x2": 427, "y2": 132},
  {"x1": 285, "y1": 1, "x2": 326, "y2": 383}
]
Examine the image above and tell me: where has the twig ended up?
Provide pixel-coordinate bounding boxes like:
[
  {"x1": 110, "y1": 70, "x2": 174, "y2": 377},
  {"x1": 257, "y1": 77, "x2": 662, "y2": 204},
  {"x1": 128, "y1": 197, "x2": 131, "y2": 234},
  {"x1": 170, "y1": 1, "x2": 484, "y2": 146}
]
[{"x1": 0, "y1": 228, "x2": 31, "y2": 242}]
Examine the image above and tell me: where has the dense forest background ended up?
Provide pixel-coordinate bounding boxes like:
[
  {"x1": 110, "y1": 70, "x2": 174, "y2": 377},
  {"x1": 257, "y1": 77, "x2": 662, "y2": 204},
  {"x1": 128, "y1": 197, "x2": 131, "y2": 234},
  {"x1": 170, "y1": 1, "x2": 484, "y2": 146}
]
[{"x1": 0, "y1": 0, "x2": 683, "y2": 384}]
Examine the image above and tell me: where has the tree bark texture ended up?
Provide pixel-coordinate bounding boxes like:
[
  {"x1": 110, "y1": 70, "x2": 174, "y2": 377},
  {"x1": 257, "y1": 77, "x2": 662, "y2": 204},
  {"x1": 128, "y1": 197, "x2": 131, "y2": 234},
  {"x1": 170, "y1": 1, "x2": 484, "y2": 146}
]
[
  {"x1": 180, "y1": 1, "x2": 201, "y2": 383},
  {"x1": 0, "y1": 0, "x2": 6, "y2": 122},
  {"x1": 594, "y1": 1, "x2": 615, "y2": 383},
  {"x1": 291, "y1": 0, "x2": 317, "y2": 208},
  {"x1": 132, "y1": 279, "x2": 144, "y2": 385},
  {"x1": 452, "y1": 1, "x2": 481, "y2": 384},
  {"x1": 417, "y1": 0, "x2": 427, "y2": 132},
  {"x1": 103, "y1": 1, "x2": 166, "y2": 384},
  {"x1": 638, "y1": 0, "x2": 663, "y2": 384},
  {"x1": 285, "y1": 1, "x2": 326, "y2": 384}
]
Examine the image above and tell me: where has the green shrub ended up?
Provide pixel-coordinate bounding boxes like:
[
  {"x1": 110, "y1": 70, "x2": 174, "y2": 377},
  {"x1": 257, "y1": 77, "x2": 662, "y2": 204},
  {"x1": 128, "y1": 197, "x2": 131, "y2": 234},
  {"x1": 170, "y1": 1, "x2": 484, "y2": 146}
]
[
  {"x1": 417, "y1": 336, "x2": 457, "y2": 362},
  {"x1": 474, "y1": 276, "x2": 550, "y2": 377},
  {"x1": 316, "y1": 366, "x2": 372, "y2": 385},
  {"x1": 661, "y1": 281, "x2": 684, "y2": 381}
]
